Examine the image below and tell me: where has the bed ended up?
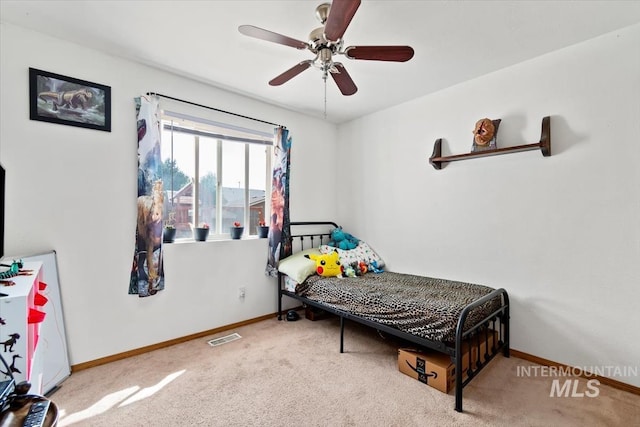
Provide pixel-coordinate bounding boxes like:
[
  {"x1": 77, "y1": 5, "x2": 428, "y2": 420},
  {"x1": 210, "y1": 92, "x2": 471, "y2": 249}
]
[{"x1": 276, "y1": 222, "x2": 510, "y2": 412}]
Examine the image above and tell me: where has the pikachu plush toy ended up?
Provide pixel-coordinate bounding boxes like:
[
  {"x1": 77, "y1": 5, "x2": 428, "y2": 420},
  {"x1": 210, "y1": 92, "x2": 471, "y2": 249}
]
[{"x1": 305, "y1": 251, "x2": 344, "y2": 278}]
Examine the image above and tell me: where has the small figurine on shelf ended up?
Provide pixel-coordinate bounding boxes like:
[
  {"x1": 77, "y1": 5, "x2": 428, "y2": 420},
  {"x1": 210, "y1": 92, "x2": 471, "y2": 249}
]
[{"x1": 471, "y1": 118, "x2": 501, "y2": 152}]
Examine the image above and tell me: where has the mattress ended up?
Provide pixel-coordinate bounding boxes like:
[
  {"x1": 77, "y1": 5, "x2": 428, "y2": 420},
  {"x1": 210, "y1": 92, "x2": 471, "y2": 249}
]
[{"x1": 296, "y1": 271, "x2": 501, "y2": 343}]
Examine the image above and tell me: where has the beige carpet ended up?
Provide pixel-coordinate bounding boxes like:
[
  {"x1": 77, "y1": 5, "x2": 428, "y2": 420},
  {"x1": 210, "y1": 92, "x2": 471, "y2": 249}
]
[{"x1": 49, "y1": 314, "x2": 639, "y2": 426}]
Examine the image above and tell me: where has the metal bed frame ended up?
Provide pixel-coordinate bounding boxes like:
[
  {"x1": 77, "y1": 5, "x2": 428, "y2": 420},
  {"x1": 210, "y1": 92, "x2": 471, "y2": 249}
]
[{"x1": 277, "y1": 222, "x2": 510, "y2": 412}]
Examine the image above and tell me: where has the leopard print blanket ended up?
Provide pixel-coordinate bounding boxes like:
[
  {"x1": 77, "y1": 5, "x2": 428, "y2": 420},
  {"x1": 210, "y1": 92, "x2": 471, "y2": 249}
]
[{"x1": 297, "y1": 272, "x2": 500, "y2": 344}]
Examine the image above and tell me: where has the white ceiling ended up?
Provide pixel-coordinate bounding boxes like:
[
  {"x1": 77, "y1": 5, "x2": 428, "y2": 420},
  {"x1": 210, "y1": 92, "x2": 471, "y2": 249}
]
[{"x1": 2, "y1": 1, "x2": 640, "y2": 124}]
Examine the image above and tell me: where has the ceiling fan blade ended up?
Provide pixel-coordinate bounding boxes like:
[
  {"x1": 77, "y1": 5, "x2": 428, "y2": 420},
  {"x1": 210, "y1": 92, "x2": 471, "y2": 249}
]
[
  {"x1": 269, "y1": 61, "x2": 313, "y2": 86},
  {"x1": 330, "y1": 63, "x2": 358, "y2": 96},
  {"x1": 344, "y1": 46, "x2": 415, "y2": 62},
  {"x1": 239, "y1": 25, "x2": 308, "y2": 50},
  {"x1": 324, "y1": 0, "x2": 361, "y2": 42}
]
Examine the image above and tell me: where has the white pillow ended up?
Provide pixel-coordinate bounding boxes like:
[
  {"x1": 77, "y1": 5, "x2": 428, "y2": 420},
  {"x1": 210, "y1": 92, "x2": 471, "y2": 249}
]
[
  {"x1": 278, "y1": 248, "x2": 321, "y2": 283},
  {"x1": 319, "y1": 241, "x2": 384, "y2": 268},
  {"x1": 283, "y1": 275, "x2": 298, "y2": 292}
]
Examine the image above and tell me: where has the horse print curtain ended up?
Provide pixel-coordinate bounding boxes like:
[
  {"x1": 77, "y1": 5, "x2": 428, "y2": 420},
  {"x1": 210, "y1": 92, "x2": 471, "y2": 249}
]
[
  {"x1": 129, "y1": 95, "x2": 165, "y2": 297},
  {"x1": 265, "y1": 127, "x2": 292, "y2": 277}
]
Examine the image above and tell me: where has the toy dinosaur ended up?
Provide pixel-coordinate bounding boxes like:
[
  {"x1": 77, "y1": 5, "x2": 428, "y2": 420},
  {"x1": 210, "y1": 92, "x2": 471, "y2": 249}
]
[{"x1": 344, "y1": 265, "x2": 357, "y2": 278}]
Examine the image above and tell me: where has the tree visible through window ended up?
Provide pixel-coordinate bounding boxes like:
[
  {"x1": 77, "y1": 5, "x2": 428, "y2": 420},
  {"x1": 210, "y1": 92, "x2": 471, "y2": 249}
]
[{"x1": 160, "y1": 114, "x2": 272, "y2": 240}]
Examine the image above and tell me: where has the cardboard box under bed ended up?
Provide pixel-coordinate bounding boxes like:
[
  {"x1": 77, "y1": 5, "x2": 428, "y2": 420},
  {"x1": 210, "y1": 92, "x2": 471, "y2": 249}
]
[{"x1": 398, "y1": 329, "x2": 499, "y2": 393}]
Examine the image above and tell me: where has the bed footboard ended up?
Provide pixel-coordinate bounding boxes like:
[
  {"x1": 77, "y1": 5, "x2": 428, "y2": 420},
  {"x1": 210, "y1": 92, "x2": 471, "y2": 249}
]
[{"x1": 454, "y1": 287, "x2": 510, "y2": 412}]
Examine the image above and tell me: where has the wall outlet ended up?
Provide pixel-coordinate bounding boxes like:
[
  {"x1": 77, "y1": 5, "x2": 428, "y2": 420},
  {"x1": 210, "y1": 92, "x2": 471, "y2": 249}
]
[{"x1": 238, "y1": 287, "x2": 246, "y2": 298}]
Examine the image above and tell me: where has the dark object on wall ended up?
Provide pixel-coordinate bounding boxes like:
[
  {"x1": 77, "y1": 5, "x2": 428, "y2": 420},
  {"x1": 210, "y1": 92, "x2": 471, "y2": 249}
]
[
  {"x1": 29, "y1": 68, "x2": 111, "y2": 132},
  {"x1": 286, "y1": 310, "x2": 300, "y2": 321},
  {"x1": 0, "y1": 164, "x2": 4, "y2": 259}
]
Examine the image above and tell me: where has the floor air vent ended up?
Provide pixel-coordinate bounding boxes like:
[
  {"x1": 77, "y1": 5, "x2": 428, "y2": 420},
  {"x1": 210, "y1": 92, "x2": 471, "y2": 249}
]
[{"x1": 207, "y1": 333, "x2": 242, "y2": 347}]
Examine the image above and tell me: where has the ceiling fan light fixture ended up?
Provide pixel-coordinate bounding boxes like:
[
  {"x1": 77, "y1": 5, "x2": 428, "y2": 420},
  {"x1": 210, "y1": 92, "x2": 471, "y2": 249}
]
[
  {"x1": 309, "y1": 27, "x2": 327, "y2": 46},
  {"x1": 315, "y1": 3, "x2": 331, "y2": 24}
]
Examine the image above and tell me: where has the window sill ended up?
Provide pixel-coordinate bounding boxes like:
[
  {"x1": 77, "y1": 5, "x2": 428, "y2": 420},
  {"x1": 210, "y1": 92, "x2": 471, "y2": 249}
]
[{"x1": 164, "y1": 235, "x2": 268, "y2": 244}]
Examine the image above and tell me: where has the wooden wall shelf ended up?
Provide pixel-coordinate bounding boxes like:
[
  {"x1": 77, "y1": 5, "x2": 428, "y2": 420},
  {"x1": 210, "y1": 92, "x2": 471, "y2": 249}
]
[{"x1": 429, "y1": 116, "x2": 551, "y2": 170}]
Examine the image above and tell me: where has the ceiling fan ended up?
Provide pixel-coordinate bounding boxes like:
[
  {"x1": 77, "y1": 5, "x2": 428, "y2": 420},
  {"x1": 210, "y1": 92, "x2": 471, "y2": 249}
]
[{"x1": 238, "y1": 0, "x2": 414, "y2": 96}]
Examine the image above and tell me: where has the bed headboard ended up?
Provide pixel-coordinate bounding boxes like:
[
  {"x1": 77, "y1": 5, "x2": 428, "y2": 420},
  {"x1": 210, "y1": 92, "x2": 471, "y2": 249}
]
[{"x1": 286, "y1": 221, "x2": 338, "y2": 253}]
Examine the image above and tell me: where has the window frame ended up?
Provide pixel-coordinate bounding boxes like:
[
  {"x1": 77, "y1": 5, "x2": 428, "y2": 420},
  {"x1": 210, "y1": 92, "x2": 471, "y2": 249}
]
[{"x1": 161, "y1": 113, "x2": 272, "y2": 241}]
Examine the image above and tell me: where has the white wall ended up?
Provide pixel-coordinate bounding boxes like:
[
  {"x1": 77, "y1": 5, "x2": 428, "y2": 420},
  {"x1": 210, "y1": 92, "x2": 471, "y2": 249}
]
[
  {"x1": 0, "y1": 22, "x2": 337, "y2": 365},
  {"x1": 337, "y1": 24, "x2": 640, "y2": 387},
  {"x1": 2, "y1": 19, "x2": 639, "y2": 389}
]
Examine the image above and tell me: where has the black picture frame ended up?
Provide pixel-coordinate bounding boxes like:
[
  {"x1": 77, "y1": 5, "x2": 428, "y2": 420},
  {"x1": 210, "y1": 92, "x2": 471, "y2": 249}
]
[{"x1": 29, "y1": 68, "x2": 111, "y2": 132}]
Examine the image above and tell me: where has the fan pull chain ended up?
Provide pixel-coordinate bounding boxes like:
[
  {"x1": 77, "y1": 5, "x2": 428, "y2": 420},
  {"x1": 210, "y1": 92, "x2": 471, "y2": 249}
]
[{"x1": 323, "y1": 73, "x2": 327, "y2": 119}]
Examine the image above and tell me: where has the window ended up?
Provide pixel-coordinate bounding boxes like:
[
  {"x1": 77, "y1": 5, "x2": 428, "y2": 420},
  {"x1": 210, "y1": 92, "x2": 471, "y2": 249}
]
[{"x1": 160, "y1": 111, "x2": 272, "y2": 240}]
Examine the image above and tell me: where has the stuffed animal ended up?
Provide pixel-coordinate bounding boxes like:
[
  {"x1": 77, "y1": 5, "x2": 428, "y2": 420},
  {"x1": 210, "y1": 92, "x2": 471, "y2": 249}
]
[
  {"x1": 349, "y1": 262, "x2": 362, "y2": 276},
  {"x1": 369, "y1": 260, "x2": 384, "y2": 274},
  {"x1": 305, "y1": 251, "x2": 344, "y2": 278},
  {"x1": 327, "y1": 227, "x2": 359, "y2": 250},
  {"x1": 343, "y1": 265, "x2": 357, "y2": 278},
  {"x1": 358, "y1": 261, "x2": 368, "y2": 275}
]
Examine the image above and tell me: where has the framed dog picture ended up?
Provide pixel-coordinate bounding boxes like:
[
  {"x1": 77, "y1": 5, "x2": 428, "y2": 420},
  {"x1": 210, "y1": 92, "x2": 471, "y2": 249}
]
[{"x1": 29, "y1": 68, "x2": 111, "y2": 132}]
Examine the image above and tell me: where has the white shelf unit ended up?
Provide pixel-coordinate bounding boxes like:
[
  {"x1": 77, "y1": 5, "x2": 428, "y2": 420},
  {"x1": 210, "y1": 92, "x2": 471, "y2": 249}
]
[{"x1": 0, "y1": 262, "x2": 46, "y2": 394}]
